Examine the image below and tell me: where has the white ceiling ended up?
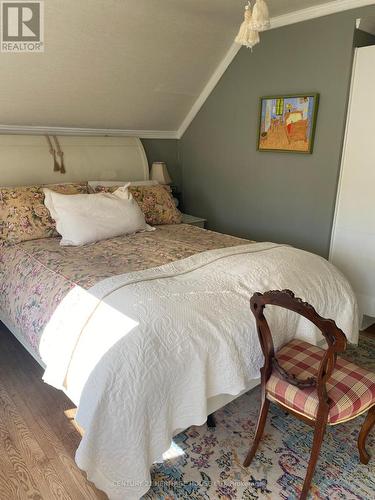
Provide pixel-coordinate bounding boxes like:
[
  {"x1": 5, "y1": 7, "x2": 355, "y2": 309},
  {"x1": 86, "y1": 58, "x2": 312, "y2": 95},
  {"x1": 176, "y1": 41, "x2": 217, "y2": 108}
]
[{"x1": 0, "y1": 1, "x2": 365, "y2": 133}]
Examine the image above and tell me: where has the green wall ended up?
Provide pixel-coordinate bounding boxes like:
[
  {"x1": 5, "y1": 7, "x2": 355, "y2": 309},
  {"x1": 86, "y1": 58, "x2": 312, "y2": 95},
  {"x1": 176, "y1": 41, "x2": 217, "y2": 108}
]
[{"x1": 180, "y1": 6, "x2": 375, "y2": 257}]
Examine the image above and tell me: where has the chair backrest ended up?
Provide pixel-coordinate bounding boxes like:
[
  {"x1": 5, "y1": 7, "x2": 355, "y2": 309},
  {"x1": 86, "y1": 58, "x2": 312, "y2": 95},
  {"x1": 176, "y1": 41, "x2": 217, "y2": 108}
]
[{"x1": 250, "y1": 290, "x2": 347, "y2": 406}]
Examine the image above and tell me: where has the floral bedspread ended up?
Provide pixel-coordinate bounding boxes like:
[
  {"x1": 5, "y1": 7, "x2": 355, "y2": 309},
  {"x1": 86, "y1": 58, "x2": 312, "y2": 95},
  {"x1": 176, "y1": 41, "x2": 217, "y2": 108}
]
[{"x1": 0, "y1": 224, "x2": 249, "y2": 360}]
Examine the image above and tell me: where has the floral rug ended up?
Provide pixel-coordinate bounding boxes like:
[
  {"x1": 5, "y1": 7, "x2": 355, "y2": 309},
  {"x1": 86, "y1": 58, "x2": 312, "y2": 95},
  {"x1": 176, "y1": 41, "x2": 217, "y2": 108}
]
[{"x1": 143, "y1": 335, "x2": 375, "y2": 499}]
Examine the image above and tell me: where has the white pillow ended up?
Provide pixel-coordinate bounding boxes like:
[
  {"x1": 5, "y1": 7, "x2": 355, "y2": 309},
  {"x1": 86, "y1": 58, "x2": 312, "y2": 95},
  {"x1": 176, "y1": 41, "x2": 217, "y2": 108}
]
[{"x1": 43, "y1": 186, "x2": 154, "y2": 246}]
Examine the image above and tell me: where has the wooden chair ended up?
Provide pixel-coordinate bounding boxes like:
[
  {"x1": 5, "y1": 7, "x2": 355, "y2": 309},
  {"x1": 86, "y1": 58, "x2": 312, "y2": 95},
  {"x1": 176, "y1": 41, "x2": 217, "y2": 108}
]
[{"x1": 243, "y1": 289, "x2": 375, "y2": 500}]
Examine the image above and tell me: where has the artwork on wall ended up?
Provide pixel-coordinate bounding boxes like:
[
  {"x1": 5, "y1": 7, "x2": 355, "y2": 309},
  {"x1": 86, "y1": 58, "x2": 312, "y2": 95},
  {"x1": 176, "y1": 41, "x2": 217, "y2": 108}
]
[{"x1": 258, "y1": 94, "x2": 319, "y2": 153}]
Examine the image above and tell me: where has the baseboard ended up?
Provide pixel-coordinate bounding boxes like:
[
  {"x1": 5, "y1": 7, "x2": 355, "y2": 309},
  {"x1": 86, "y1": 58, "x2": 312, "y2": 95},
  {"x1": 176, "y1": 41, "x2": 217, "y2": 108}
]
[{"x1": 361, "y1": 315, "x2": 375, "y2": 331}]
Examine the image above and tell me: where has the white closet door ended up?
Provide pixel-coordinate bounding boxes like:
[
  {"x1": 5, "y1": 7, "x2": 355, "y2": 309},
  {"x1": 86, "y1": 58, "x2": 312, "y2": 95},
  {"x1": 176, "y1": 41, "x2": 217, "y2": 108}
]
[{"x1": 330, "y1": 46, "x2": 375, "y2": 318}]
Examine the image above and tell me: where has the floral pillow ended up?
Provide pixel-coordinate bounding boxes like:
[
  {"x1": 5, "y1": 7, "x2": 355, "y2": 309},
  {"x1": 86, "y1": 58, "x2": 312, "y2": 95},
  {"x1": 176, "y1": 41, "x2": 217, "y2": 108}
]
[
  {"x1": 0, "y1": 182, "x2": 88, "y2": 245},
  {"x1": 128, "y1": 185, "x2": 182, "y2": 225},
  {"x1": 93, "y1": 184, "x2": 182, "y2": 225}
]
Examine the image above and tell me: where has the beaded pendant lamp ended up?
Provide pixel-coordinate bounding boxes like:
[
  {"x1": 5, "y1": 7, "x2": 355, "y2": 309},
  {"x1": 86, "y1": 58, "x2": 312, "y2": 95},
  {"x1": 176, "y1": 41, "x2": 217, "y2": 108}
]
[{"x1": 235, "y1": 1, "x2": 270, "y2": 50}]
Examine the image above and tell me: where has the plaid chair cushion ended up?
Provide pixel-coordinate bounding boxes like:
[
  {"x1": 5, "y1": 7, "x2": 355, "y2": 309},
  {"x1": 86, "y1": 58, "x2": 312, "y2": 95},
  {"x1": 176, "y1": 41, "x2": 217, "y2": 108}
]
[{"x1": 266, "y1": 339, "x2": 375, "y2": 424}]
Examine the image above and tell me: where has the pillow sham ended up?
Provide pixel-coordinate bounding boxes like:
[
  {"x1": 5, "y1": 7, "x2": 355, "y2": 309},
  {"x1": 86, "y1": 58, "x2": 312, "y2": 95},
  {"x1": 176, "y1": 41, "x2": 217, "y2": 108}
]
[
  {"x1": 88, "y1": 180, "x2": 158, "y2": 193},
  {"x1": 43, "y1": 187, "x2": 153, "y2": 246},
  {"x1": 128, "y1": 185, "x2": 182, "y2": 225},
  {"x1": 0, "y1": 182, "x2": 88, "y2": 245},
  {"x1": 93, "y1": 184, "x2": 182, "y2": 225}
]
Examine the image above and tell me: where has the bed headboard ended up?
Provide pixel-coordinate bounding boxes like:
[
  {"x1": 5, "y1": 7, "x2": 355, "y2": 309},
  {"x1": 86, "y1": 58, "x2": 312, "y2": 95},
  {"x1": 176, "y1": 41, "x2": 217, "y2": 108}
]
[{"x1": 0, "y1": 135, "x2": 149, "y2": 186}]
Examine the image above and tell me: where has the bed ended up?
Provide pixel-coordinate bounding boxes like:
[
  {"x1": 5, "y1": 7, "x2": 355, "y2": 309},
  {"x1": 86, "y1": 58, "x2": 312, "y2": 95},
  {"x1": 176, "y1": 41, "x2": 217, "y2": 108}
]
[
  {"x1": 0, "y1": 135, "x2": 359, "y2": 500},
  {"x1": 0, "y1": 223, "x2": 249, "y2": 365}
]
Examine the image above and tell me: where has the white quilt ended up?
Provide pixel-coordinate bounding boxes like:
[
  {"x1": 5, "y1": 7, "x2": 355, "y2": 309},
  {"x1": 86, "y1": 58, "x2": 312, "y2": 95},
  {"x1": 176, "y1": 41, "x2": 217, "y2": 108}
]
[{"x1": 40, "y1": 242, "x2": 358, "y2": 499}]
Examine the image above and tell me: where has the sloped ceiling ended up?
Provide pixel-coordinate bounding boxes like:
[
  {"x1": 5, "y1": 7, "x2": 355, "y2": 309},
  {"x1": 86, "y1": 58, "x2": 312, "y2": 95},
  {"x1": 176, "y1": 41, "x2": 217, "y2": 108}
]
[
  {"x1": 0, "y1": 0, "x2": 360, "y2": 133},
  {"x1": 358, "y1": 15, "x2": 375, "y2": 34}
]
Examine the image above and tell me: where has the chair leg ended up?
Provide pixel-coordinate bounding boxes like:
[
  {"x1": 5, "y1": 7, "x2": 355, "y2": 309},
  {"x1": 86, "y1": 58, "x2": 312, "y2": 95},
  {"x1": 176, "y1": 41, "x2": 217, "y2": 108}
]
[
  {"x1": 358, "y1": 405, "x2": 375, "y2": 465},
  {"x1": 243, "y1": 398, "x2": 270, "y2": 467},
  {"x1": 300, "y1": 420, "x2": 327, "y2": 500}
]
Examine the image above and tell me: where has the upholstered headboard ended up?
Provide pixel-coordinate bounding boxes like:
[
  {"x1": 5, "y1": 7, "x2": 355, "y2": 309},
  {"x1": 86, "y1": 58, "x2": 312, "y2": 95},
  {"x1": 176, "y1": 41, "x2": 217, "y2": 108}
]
[{"x1": 0, "y1": 135, "x2": 149, "y2": 186}]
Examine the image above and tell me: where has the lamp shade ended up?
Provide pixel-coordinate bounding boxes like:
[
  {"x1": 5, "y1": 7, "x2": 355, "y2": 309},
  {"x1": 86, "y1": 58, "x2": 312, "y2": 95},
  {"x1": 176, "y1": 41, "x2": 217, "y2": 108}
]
[{"x1": 150, "y1": 162, "x2": 172, "y2": 184}]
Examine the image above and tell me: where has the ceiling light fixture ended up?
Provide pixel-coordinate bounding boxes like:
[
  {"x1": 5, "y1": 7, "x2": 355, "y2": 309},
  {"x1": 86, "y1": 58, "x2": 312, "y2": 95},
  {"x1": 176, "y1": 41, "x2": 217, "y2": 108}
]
[{"x1": 235, "y1": 1, "x2": 270, "y2": 50}]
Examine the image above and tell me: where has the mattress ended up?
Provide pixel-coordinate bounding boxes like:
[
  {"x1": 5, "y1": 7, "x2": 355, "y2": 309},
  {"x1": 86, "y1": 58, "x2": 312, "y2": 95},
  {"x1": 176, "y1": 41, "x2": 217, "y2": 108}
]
[{"x1": 0, "y1": 224, "x2": 248, "y2": 361}]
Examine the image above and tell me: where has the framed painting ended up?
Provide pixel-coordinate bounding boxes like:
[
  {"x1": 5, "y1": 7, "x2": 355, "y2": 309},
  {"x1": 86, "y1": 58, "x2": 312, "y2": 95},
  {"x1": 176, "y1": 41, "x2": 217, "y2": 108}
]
[{"x1": 257, "y1": 93, "x2": 319, "y2": 154}]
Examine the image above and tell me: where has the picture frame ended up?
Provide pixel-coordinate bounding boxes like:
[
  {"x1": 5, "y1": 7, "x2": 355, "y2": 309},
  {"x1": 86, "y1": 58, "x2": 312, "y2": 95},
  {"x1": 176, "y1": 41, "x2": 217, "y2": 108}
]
[{"x1": 257, "y1": 93, "x2": 319, "y2": 154}]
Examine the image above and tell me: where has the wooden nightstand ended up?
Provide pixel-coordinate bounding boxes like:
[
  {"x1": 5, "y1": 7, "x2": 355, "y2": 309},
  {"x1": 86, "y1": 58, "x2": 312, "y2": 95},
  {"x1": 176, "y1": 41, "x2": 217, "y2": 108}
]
[{"x1": 182, "y1": 213, "x2": 207, "y2": 228}]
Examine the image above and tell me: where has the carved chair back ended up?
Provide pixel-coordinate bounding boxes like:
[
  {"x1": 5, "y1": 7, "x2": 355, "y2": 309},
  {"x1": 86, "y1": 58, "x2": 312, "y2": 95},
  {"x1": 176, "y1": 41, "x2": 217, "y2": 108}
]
[{"x1": 250, "y1": 290, "x2": 347, "y2": 416}]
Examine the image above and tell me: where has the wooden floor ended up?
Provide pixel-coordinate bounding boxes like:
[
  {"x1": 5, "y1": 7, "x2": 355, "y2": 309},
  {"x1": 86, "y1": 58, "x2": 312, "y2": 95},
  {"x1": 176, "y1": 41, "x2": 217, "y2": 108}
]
[
  {"x1": 0, "y1": 323, "x2": 106, "y2": 500},
  {"x1": 0, "y1": 321, "x2": 374, "y2": 500}
]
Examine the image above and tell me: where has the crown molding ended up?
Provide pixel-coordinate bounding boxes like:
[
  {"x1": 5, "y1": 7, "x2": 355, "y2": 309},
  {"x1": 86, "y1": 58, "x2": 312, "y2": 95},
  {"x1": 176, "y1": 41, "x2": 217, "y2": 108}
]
[
  {"x1": 177, "y1": 42, "x2": 240, "y2": 141},
  {"x1": 177, "y1": 0, "x2": 375, "y2": 139},
  {"x1": 0, "y1": 124, "x2": 179, "y2": 140},
  {"x1": 270, "y1": 0, "x2": 374, "y2": 29}
]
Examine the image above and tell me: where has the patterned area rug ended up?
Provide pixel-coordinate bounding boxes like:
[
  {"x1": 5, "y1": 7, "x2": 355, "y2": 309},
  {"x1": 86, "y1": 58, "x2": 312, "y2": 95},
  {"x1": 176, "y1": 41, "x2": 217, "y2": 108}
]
[{"x1": 143, "y1": 335, "x2": 375, "y2": 499}]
